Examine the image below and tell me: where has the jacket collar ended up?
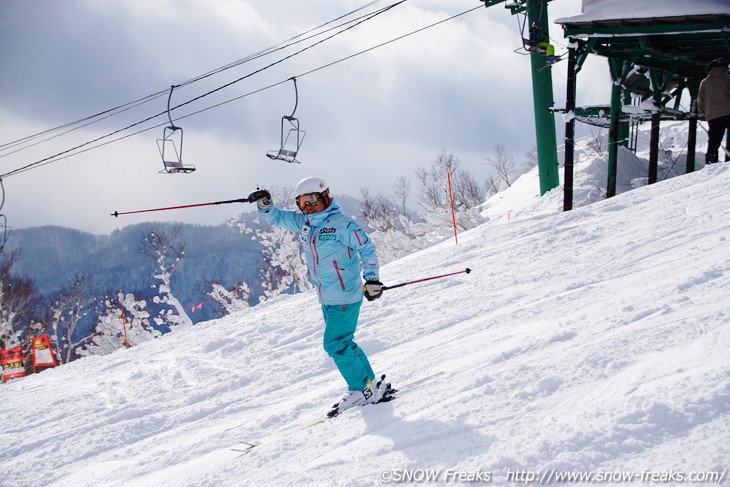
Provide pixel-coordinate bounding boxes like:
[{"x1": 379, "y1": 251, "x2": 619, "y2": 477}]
[{"x1": 305, "y1": 200, "x2": 340, "y2": 225}]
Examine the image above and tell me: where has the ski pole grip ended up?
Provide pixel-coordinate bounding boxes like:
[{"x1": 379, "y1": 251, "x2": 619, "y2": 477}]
[{"x1": 246, "y1": 189, "x2": 271, "y2": 203}]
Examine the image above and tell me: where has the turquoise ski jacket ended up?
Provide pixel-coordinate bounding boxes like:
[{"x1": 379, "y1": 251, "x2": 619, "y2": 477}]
[{"x1": 258, "y1": 200, "x2": 379, "y2": 305}]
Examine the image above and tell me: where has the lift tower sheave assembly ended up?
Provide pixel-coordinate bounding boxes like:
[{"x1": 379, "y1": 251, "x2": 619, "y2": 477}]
[{"x1": 482, "y1": 0, "x2": 560, "y2": 196}]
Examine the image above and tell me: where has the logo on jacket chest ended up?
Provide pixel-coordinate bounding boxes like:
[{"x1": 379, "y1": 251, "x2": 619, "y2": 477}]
[
  {"x1": 300, "y1": 224, "x2": 338, "y2": 242},
  {"x1": 318, "y1": 227, "x2": 337, "y2": 240}
]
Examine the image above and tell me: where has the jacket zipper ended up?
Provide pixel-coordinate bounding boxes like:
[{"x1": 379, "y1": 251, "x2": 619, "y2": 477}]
[
  {"x1": 307, "y1": 221, "x2": 323, "y2": 300},
  {"x1": 332, "y1": 260, "x2": 346, "y2": 290}
]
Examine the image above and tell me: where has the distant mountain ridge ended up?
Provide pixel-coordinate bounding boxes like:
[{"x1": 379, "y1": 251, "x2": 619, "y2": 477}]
[
  {"x1": 5, "y1": 219, "x2": 263, "y2": 322},
  {"x1": 4, "y1": 194, "x2": 365, "y2": 325}
]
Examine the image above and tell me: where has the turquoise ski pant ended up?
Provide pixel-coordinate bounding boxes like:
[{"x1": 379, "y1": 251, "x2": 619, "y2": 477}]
[{"x1": 321, "y1": 301, "x2": 375, "y2": 391}]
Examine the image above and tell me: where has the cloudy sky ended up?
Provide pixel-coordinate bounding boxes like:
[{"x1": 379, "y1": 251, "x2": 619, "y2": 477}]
[{"x1": 0, "y1": 0, "x2": 609, "y2": 235}]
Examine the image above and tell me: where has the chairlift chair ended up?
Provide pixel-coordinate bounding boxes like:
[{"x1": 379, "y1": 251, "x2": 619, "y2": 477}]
[
  {"x1": 157, "y1": 85, "x2": 196, "y2": 174},
  {"x1": 0, "y1": 180, "x2": 9, "y2": 255},
  {"x1": 267, "y1": 115, "x2": 305, "y2": 164},
  {"x1": 157, "y1": 125, "x2": 196, "y2": 174},
  {"x1": 267, "y1": 78, "x2": 305, "y2": 164},
  {"x1": 0, "y1": 214, "x2": 9, "y2": 255}
]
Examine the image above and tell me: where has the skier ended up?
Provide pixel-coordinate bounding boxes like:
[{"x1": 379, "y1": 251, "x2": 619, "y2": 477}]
[
  {"x1": 251, "y1": 177, "x2": 390, "y2": 416},
  {"x1": 698, "y1": 58, "x2": 730, "y2": 164},
  {"x1": 524, "y1": 22, "x2": 557, "y2": 64}
]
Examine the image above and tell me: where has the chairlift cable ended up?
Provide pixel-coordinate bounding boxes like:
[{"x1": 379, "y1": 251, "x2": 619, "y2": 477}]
[
  {"x1": 0, "y1": 2, "x2": 407, "y2": 178},
  {"x1": 175, "y1": 0, "x2": 391, "y2": 89},
  {"x1": 0, "y1": 2, "x2": 480, "y2": 179},
  {"x1": 0, "y1": 90, "x2": 169, "y2": 153},
  {"x1": 164, "y1": 2, "x2": 406, "y2": 119},
  {"x1": 0, "y1": 0, "x2": 395, "y2": 156},
  {"x1": 291, "y1": 5, "x2": 483, "y2": 80},
  {"x1": 0, "y1": 2, "x2": 406, "y2": 178},
  {"x1": 0, "y1": 108, "x2": 175, "y2": 179},
  {"x1": 0, "y1": 92, "x2": 169, "y2": 160}
]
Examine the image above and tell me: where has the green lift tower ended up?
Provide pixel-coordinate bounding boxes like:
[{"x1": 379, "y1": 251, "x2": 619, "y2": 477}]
[{"x1": 482, "y1": 0, "x2": 560, "y2": 196}]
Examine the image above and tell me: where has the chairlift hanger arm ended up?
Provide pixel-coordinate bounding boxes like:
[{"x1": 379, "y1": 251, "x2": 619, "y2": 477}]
[
  {"x1": 289, "y1": 77, "x2": 299, "y2": 119},
  {"x1": 166, "y1": 85, "x2": 181, "y2": 129},
  {"x1": 0, "y1": 179, "x2": 9, "y2": 254}
]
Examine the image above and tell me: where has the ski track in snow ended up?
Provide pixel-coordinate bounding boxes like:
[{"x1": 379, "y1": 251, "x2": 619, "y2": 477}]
[{"x1": 2, "y1": 128, "x2": 730, "y2": 486}]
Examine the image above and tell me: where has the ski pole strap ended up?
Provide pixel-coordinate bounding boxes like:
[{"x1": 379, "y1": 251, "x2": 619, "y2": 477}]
[{"x1": 381, "y1": 268, "x2": 471, "y2": 292}]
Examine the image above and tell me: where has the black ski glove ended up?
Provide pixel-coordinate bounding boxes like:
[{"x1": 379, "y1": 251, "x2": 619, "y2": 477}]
[
  {"x1": 248, "y1": 189, "x2": 272, "y2": 210},
  {"x1": 363, "y1": 278, "x2": 383, "y2": 301}
]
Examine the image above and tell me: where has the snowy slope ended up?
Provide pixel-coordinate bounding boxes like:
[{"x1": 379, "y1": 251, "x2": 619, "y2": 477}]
[{"x1": 2, "y1": 159, "x2": 729, "y2": 486}]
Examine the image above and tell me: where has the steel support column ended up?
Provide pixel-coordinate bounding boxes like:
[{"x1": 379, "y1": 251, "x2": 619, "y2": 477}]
[
  {"x1": 648, "y1": 100, "x2": 660, "y2": 184},
  {"x1": 687, "y1": 82, "x2": 699, "y2": 173},
  {"x1": 527, "y1": 0, "x2": 560, "y2": 195},
  {"x1": 607, "y1": 59, "x2": 624, "y2": 198},
  {"x1": 563, "y1": 45, "x2": 578, "y2": 211}
]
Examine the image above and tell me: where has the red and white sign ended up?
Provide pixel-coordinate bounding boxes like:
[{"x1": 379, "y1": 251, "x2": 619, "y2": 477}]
[
  {"x1": 0, "y1": 346, "x2": 26, "y2": 383},
  {"x1": 32, "y1": 335, "x2": 57, "y2": 371}
]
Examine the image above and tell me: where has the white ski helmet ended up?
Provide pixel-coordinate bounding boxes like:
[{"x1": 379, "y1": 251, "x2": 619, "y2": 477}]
[
  {"x1": 294, "y1": 177, "x2": 332, "y2": 210},
  {"x1": 295, "y1": 177, "x2": 328, "y2": 196}
]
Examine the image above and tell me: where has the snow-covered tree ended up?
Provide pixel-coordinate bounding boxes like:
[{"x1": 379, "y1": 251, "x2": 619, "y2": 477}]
[
  {"x1": 414, "y1": 150, "x2": 487, "y2": 237},
  {"x1": 0, "y1": 251, "x2": 41, "y2": 350},
  {"x1": 360, "y1": 186, "x2": 430, "y2": 263},
  {"x1": 523, "y1": 145, "x2": 539, "y2": 172},
  {"x1": 199, "y1": 279, "x2": 250, "y2": 316},
  {"x1": 79, "y1": 292, "x2": 160, "y2": 356},
  {"x1": 138, "y1": 225, "x2": 192, "y2": 329},
  {"x1": 588, "y1": 128, "x2": 607, "y2": 157},
  {"x1": 484, "y1": 144, "x2": 516, "y2": 190},
  {"x1": 393, "y1": 176, "x2": 411, "y2": 219},
  {"x1": 48, "y1": 273, "x2": 93, "y2": 364},
  {"x1": 485, "y1": 174, "x2": 501, "y2": 197},
  {"x1": 361, "y1": 188, "x2": 399, "y2": 233},
  {"x1": 229, "y1": 186, "x2": 312, "y2": 303}
]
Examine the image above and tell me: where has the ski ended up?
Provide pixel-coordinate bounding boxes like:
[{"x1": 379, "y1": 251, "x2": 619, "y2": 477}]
[
  {"x1": 233, "y1": 371, "x2": 446, "y2": 455},
  {"x1": 375, "y1": 371, "x2": 445, "y2": 401},
  {"x1": 536, "y1": 56, "x2": 563, "y2": 73},
  {"x1": 326, "y1": 374, "x2": 393, "y2": 419},
  {"x1": 231, "y1": 418, "x2": 326, "y2": 454}
]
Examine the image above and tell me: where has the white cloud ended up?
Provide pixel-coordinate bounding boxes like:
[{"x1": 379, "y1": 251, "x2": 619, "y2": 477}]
[{"x1": 0, "y1": 0, "x2": 610, "y2": 235}]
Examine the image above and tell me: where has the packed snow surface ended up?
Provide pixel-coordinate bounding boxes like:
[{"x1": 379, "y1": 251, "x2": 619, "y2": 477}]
[{"x1": 2, "y1": 134, "x2": 729, "y2": 486}]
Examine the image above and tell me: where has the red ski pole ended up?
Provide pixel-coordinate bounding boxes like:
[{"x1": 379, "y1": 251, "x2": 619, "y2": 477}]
[
  {"x1": 382, "y1": 268, "x2": 471, "y2": 292},
  {"x1": 110, "y1": 190, "x2": 269, "y2": 217}
]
